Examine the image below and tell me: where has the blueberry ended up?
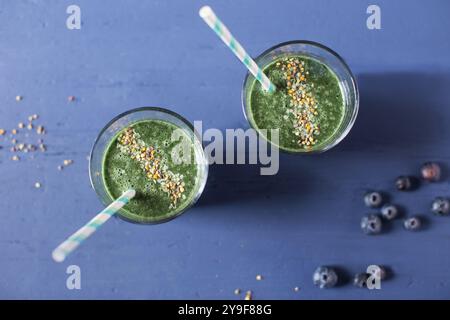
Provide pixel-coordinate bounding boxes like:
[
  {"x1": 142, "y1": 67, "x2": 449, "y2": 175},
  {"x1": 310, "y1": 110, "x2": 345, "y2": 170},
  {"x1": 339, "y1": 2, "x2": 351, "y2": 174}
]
[
  {"x1": 395, "y1": 176, "x2": 418, "y2": 191},
  {"x1": 364, "y1": 191, "x2": 383, "y2": 208},
  {"x1": 421, "y1": 162, "x2": 441, "y2": 182},
  {"x1": 381, "y1": 204, "x2": 399, "y2": 220},
  {"x1": 361, "y1": 214, "x2": 382, "y2": 235},
  {"x1": 353, "y1": 273, "x2": 369, "y2": 288},
  {"x1": 431, "y1": 197, "x2": 450, "y2": 216},
  {"x1": 313, "y1": 266, "x2": 338, "y2": 289},
  {"x1": 404, "y1": 216, "x2": 421, "y2": 231}
]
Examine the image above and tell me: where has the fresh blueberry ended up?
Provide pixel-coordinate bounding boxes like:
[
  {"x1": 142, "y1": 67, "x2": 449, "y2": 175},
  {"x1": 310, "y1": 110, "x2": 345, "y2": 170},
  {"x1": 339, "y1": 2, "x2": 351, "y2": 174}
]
[
  {"x1": 395, "y1": 176, "x2": 417, "y2": 191},
  {"x1": 361, "y1": 214, "x2": 382, "y2": 235},
  {"x1": 353, "y1": 273, "x2": 369, "y2": 288},
  {"x1": 404, "y1": 216, "x2": 421, "y2": 231},
  {"x1": 368, "y1": 265, "x2": 387, "y2": 280},
  {"x1": 313, "y1": 266, "x2": 338, "y2": 289},
  {"x1": 364, "y1": 191, "x2": 383, "y2": 208},
  {"x1": 381, "y1": 204, "x2": 399, "y2": 220},
  {"x1": 431, "y1": 197, "x2": 450, "y2": 216},
  {"x1": 421, "y1": 162, "x2": 441, "y2": 182}
]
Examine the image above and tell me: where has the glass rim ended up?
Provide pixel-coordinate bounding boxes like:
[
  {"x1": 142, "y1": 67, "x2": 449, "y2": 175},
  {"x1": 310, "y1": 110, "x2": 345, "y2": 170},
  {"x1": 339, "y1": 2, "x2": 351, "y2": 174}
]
[
  {"x1": 88, "y1": 106, "x2": 209, "y2": 225},
  {"x1": 241, "y1": 40, "x2": 359, "y2": 154}
]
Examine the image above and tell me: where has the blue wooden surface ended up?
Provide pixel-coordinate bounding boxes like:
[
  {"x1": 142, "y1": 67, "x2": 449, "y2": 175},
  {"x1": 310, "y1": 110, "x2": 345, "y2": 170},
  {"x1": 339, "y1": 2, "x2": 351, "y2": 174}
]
[{"x1": 1, "y1": 0, "x2": 450, "y2": 299}]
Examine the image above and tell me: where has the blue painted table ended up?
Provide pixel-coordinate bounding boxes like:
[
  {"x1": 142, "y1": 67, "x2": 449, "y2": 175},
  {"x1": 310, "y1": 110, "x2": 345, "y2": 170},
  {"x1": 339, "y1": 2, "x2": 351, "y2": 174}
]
[{"x1": 1, "y1": 0, "x2": 450, "y2": 299}]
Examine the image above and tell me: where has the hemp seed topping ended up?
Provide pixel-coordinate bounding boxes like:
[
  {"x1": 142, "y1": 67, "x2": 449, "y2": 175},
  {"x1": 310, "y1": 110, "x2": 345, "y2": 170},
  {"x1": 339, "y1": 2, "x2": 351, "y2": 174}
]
[
  {"x1": 118, "y1": 127, "x2": 186, "y2": 208},
  {"x1": 276, "y1": 57, "x2": 321, "y2": 148}
]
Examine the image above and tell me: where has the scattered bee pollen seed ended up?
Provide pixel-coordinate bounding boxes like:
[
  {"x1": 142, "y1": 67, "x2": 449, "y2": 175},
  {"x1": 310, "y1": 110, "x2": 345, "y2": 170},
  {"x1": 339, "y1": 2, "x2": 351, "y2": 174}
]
[
  {"x1": 244, "y1": 291, "x2": 252, "y2": 300},
  {"x1": 11, "y1": 129, "x2": 17, "y2": 135},
  {"x1": 11, "y1": 155, "x2": 20, "y2": 161},
  {"x1": 27, "y1": 123, "x2": 33, "y2": 130},
  {"x1": 294, "y1": 287, "x2": 300, "y2": 292},
  {"x1": 63, "y1": 159, "x2": 73, "y2": 166},
  {"x1": 57, "y1": 165, "x2": 64, "y2": 171},
  {"x1": 36, "y1": 126, "x2": 45, "y2": 134},
  {"x1": 18, "y1": 123, "x2": 24, "y2": 129},
  {"x1": 15, "y1": 95, "x2": 22, "y2": 101},
  {"x1": 234, "y1": 289, "x2": 241, "y2": 295},
  {"x1": 68, "y1": 95, "x2": 76, "y2": 102},
  {"x1": 256, "y1": 274, "x2": 263, "y2": 281},
  {"x1": 34, "y1": 182, "x2": 41, "y2": 188},
  {"x1": 0, "y1": 129, "x2": 5, "y2": 135}
]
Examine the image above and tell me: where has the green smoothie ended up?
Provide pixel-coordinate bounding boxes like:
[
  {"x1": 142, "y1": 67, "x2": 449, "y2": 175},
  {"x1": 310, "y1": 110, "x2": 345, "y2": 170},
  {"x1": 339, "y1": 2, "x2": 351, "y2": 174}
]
[
  {"x1": 102, "y1": 119, "x2": 200, "y2": 223},
  {"x1": 246, "y1": 55, "x2": 345, "y2": 152}
]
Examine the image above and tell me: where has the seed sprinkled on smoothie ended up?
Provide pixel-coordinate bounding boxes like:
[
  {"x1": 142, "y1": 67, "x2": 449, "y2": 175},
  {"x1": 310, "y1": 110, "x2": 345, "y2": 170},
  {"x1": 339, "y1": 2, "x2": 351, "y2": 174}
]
[
  {"x1": 278, "y1": 57, "x2": 320, "y2": 148},
  {"x1": 118, "y1": 127, "x2": 186, "y2": 208},
  {"x1": 248, "y1": 54, "x2": 345, "y2": 152}
]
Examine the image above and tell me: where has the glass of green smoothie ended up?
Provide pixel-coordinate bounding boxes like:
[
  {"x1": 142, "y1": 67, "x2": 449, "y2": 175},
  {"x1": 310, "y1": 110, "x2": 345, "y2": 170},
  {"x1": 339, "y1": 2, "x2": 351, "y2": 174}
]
[
  {"x1": 89, "y1": 107, "x2": 208, "y2": 224},
  {"x1": 242, "y1": 40, "x2": 359, "y2": 153}
]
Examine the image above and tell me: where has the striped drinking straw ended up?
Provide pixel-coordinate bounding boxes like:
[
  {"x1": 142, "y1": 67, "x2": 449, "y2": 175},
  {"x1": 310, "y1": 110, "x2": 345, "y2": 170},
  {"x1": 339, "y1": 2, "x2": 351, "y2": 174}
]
[
  {"x1": 199, "y1": 6, "x2": 276, "y2": 93},
  {"x1": 52, "y1": 189, "x2": 136, "y2": 262}
]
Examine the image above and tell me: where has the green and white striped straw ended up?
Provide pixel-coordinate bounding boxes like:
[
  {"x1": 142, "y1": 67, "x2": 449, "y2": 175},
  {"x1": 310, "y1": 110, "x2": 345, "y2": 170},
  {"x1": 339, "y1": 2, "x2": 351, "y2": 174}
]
[
  {"x1": 52, "y1": 189, "x2": 136, "y2": 263},
  {"x1": 199, "y1": 6, "x2": 276, "y2": 93}
]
